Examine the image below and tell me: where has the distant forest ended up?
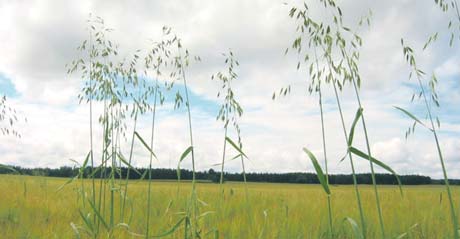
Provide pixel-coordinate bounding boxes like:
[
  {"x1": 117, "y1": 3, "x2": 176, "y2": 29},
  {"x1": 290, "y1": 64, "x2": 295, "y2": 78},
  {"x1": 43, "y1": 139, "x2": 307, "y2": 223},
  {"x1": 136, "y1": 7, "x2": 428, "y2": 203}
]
[{"x1": 0, "y1": 165, "x2": 458, "y2": 185}]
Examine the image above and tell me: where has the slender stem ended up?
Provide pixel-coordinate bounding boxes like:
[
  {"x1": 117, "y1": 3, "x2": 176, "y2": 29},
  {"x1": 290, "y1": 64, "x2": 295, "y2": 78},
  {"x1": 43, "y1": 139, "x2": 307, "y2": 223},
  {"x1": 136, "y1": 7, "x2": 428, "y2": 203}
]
[
  {"x1": 313, "y1": 48, "x2": 333, "y2": 236},
  {"x1": 332, "y1": 81, "x2": 366, "y2": 237},
  {"x1": 239, "y1": 149, "x2": 249, "y2": 204},
  {"x1": 146, "y1": 80, "x2": 159, "y2": 239},
  {"x1": 181, "y1": 69, "x2": 196, "y2": 182},
  {"x1": 110, "y1": 107, "x2": 116, "y2": 229},
  {"x1": 318, "y1": 83, "x2": 333, "y2": 236},
  {"x1": 337, "y1": 45, "x2": 386, "y2": 238},
  {"x1": 80, "y1": 169, "x2": 85, "y2": 208},
  {"x1": 322, "y1": 43, "x2": 366, "y2": 235},
  {"x1": 121, "y1": 104, "x2": 138, "y2": 221},
  {"x1": 318, "y1": 88, "x2": 329, "y2": 184},
  {"x1": 312, "y1": 5, "x2": 368, "y2": 235},
  {"x1": 416, "y1": 76, "x2": 459, "y2": 239},
  {"x1": 219, "y1": 126, "x2": 228, "y2": 202},
  {"x1": 88, "y1": 28, "x2": 96, "y2": 220},
  {"x1": 97, "y1": 100, "x2": 108, "y2": 236},
  {"x1": 350, "y1": 77, "x2": 386, "y2": 239},
  {"x1": 115, "y1": 108, "x2": 122, "y2": 216},
  {"x1": 179, "y1": 48, "x2": 198, "y2": 239},
  {"x1": 239, "y1": 147, "x2": 252, "y2": 233}
]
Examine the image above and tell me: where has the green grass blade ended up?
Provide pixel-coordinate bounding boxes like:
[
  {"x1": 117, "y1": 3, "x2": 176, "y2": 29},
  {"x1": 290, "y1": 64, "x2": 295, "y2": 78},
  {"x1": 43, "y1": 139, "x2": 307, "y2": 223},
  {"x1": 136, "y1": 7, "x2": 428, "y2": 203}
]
[
  {"x1": 180, "y1": 146, "x2": 193, "y2": 163},
  {"x1": 349, "y1": 146, "x2": 403, "y2": 196},
  {"x1": 197, "y1": 211, "x2": 215, "y2": 220},
  {"x1": 226, "y1": 137, "x2": 248, "y2": 159},
  {"x1": 70, "y1": 222, "x2": 82, "y2": 239},
  {"x1": 303, "y1": 147, "x2": 330, "y2": 195},
  {"x1": 202, "y1": 228, "x2": 219, "y2": 238},
  {"x1": 115, "y1": 223, "x2": 145, "y2": 237},
  {"x1": 344, "y1": 217, "x2": 364, "y2": 239},
  {"x1": 394, "y1": 106, "x2": 429, "y2": 130},
  {"x1": 211, "y1": 153, "x2": 242, "y2": 166},
  {"x1": 56, "y1": 176, "x2": 78, "y2": 192},
  {"x1": 81, "y1": 151, "x2": 91, "y2": 168},
  {"x1": 78, "y1": 210, "x2": 95, "y2": 234},
  {"x1": 78, "y1": 151, "x2": 91, "y2": 175},
  {"x1": 176, "y1": 146, "x2": 193, "y2": 181},
  {"x1": 140, "y1": 169, "x2": 148, "y2": 180},
  {"x1": 88, "y1": 197, "x2": 109, "y2": 230},
  {"x1": 176, "y1": 165, "x2": 181, "y2": 182},
  {"x1": 69, "y1": 159, "x2": 81, "y2": 166},
  {"x1": 230, "y1": 153, "x2": 242, "y2": 160},
  {"x1": 395, "y1": 223, "x2": 419, "y2": 239},
  {"x1": 117, "y1": 152, "x2": 142, "y2": 177},
  {"x1": 134, "y1": 131, "x2": 158, "y2": 159},
  {"x1": 150, "y1": 216, "x2": 186, "y2": 238},
  {"x1": 348, "y1": 107, "x2": 363, "y2": 146}
]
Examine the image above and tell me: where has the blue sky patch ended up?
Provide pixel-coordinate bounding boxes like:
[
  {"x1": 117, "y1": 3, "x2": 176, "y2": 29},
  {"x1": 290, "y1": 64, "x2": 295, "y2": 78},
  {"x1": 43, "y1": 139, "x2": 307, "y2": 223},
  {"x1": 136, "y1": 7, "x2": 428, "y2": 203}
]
[{"x1": 0, "y1": 73, "x2": 18, "y2": 97}]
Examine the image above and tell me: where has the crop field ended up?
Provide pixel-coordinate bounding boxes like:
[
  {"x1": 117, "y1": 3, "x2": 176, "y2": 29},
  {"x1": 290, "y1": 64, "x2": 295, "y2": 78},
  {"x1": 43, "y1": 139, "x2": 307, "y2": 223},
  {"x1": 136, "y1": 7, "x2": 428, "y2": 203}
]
[{"x1": 1, "y1": 175, "x2": 459, "y2": 238}]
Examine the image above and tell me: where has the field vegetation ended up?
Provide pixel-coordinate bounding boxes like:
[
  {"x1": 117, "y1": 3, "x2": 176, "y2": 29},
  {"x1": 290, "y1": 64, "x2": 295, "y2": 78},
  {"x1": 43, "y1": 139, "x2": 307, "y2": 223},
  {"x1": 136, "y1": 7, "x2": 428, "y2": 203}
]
[{"x1": 1, "y1": 175, "x2": 460, "y2": 238}]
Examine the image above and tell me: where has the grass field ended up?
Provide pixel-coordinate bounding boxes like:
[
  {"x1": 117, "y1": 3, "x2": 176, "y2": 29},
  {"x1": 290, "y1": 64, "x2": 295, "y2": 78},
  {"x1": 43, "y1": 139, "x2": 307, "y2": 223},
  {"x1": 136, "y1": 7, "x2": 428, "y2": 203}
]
[{"x1": 1, "y1": 175, "x2": 459, "y2": 238}]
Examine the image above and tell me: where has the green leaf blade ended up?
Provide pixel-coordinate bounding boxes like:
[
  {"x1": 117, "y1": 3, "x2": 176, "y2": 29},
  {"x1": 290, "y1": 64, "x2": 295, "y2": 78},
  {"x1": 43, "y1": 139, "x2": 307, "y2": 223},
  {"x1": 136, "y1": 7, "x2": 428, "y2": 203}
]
[
  {"x1": 303, "y1": 147, "x2": 330, "y2": 195},
  {"x1": 349, "y1": 146, "x2": 403, "y2": 196},
  {"x1": 394, "y1": 106, "x2": 429, "y2": 130}
]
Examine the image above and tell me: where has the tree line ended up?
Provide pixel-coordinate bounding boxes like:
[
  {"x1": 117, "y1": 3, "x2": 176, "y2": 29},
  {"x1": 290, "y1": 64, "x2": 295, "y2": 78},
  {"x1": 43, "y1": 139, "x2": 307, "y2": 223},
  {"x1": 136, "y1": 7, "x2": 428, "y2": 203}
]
[{"x1": 1, "y1": 165, "x2": 457, "y2": 185}]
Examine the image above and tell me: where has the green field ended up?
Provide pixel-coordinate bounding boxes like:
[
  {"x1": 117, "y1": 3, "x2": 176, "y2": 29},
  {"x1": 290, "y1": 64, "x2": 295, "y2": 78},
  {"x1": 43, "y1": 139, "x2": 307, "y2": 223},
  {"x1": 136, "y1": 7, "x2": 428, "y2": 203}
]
[{"x1": 1, "y1": 175, "x2": 459, "y2": 238}]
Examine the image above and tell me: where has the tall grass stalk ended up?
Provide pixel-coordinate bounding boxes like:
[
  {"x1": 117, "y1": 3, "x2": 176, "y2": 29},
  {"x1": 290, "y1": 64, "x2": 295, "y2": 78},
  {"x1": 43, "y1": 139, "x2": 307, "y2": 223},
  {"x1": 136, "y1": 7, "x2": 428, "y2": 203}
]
[
  {"x1": 322, "y1": 10, "x2": 370, "y2": 237},
  {"x1": 416, "y1": 77, "x2": 459, "y2": 239},
  {"x1": 313, "y1": 48, "x2": 333, "y2": 236},
  {"x1": 121, "y1": 52, "x2": 144, "y2": 222},
  {"x1": 219, "y1": 126, "x2": 228, "y2": 200},
  {"x1": 331, "y1": 80, "x2": 366, "y2": 236},
  {"x1": 98, "y1": 100, "x2": 108, "y2": 235},
  {"x1": 400, "y1": 41, "x2": 459, "y2": 239},
  {"x1": 144, "y1": 37, "x2": 171, "y2": 237},
  {"x1": 121, "y1": 104, "x2": 138, "y2": 221},
  {"x1": 146, "y1": 80, "x2": 158, "y2": 238},
  {"x1": 341, "y1": 47, "x2": 386, "y2": 237},
  {"x1": 181, "y1": 57, "x2": 198, "y2": 238},
  {"x1": 212, "y1": 51, "x2": 245, "y2": 206},
  {"x1": 173, "y1": 37, "x2": 200, "y2": 238},
  {"x1": 285, "y1": 2, "x2": 383, "y2": 237},
  {"x1": 317, "y1": 3, "x2": 385, "y2": 236},
  {"x1": 318, "y1": 84, "x2": 333, "y2": 236},
  {"x1": 426, "y1": 1, "x2": 460, "y2": 237},
  {"x1": 238, "y1": 135, "x2": 249, "y2": 205},
  {"x1": 286, "y1": 3, "x2": 337, "y2": 235},
  {"x1": 322, "y1": 5, "x2": 373, "y2": 236},
  {"x1": 88, "y1": 25, "x2": 96, "y2": 220},
  {"x1": 110, "y1": 107, "x2": 116, "y2": 229},
  {"x1": 69, "y1": 16, "x2": 146, "y2": 237}
]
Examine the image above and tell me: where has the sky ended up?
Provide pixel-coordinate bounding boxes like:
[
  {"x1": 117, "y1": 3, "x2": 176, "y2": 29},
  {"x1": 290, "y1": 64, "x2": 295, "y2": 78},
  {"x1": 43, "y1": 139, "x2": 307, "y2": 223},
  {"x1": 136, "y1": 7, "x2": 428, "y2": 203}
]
[{"x1": 0, "y1": 0, "x2": 459, "y2": 179}]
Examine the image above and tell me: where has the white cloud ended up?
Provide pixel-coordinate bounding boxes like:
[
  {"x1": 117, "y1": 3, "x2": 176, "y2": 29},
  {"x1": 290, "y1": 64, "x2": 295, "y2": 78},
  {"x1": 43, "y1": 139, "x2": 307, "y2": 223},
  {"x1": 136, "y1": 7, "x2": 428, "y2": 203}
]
[
  {"x1": 436, "y1": 55, "x2": 460, "y2": 77},
  {"x1": 0, "y1": 0, "x2": 459, "y2": 179}
]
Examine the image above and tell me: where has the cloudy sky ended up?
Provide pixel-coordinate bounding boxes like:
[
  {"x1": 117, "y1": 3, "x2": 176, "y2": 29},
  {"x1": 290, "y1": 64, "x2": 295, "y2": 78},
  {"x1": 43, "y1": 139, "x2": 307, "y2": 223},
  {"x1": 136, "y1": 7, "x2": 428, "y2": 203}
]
[{"x1": 0, "y1": 0, "x2": 459, "y2": 178}]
